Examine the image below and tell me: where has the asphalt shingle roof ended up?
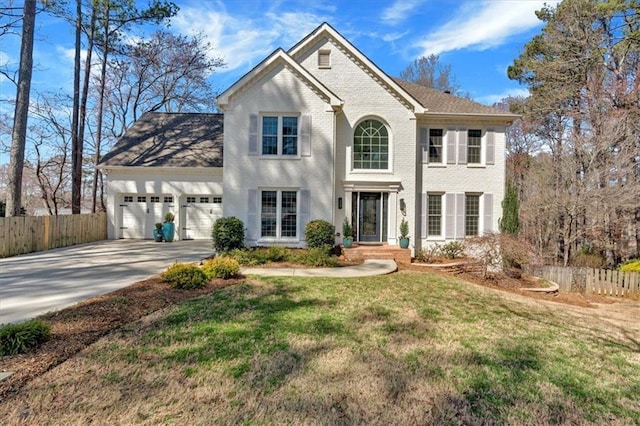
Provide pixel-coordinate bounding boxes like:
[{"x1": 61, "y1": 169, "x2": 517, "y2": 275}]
[
  {"x1": 393, "y1": 78, "x2": 517, "y2": 116},
  {"x1": 99, "y1": 112, "x2": 223, "y2": 168}
]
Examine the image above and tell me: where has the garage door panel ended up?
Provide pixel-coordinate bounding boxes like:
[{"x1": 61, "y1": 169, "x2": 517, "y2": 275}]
[
  {"x1": 120, "y1": 194, "x2": 174, "y2": 239},
  {"x1": 182, "y1": 196, "x2": 222, "y2": 239}
]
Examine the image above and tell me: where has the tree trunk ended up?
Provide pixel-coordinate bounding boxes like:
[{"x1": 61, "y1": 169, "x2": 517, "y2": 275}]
[
  {"x1": 71, "y1": 0, "x2": 83, "y2": 214},
  {"x1": 92, "y1": 3, "x2": 110, "y2": 213},
  {"x1": 6, "y1": 0, "x2": 36, "y2": 217}
]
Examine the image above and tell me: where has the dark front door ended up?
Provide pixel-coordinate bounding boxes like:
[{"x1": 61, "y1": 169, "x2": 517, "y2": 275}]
[{"x1": 359, "y1": 193, "x2": 381, "y2": 242}]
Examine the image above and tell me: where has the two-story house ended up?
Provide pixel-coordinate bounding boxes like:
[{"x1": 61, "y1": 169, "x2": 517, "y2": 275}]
[{"x1": 99, "y1": 23, "x2": 517, "y2": 254}]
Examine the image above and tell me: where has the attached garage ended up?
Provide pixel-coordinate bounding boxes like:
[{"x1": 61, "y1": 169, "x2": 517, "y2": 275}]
[{"x1": 98, "y1": 112, "x2": 224, "y2": 241}]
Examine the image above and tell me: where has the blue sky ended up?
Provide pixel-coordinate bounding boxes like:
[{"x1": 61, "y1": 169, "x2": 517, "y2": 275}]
[{"x1": 0, "y1": 0, "x2": 559, "y2": 120}]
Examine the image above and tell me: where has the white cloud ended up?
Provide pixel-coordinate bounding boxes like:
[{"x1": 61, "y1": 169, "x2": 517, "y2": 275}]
[
  {"x1": 266, "y1": 12, "x2": 327, "y2": 47},
  {"x1": 172, "y1": 4, "x2": 328, "y2": 74},
  {"x1": 381, "y1": 0, "x2": 424, "y2": 25},
  {"x1": 476, "y1": 87, "x2": 530, "y2": 105},
  {"x1": 382, "y1": 31, "x2": 409, "y2": 42},
  {"x1": 416, "y1": 0, "x2": 560, "y2": 56}
]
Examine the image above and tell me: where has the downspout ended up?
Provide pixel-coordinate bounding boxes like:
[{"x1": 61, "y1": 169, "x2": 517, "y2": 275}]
[{"x1": 331, "y1": 108, "x2": 338, "y2": 227}]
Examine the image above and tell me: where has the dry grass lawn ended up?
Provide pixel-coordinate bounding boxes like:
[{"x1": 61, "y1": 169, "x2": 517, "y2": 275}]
[{"x1": 1, "y1": 270, "x2": 639, "y2": 425}]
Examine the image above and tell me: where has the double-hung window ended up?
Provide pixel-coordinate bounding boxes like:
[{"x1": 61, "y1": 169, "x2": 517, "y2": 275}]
[
  {"x1": 261, "y1": 190, "x2": 298, "y2": 239},
  {"x1": 467, "y1": 129, "x2": 482, "y2": 164},
  {"x1": 465, "y1": 194, "x2": 480, "y2": 236},
  {"x1": 429, "y1": 129, "x2": 443, "y2": 163},
  {"x1": 262, "y1": 115, "x2": 298, "y2": 156},
  {"x1": 427, "y1": 194, "x2": 442, "y2": 237}
]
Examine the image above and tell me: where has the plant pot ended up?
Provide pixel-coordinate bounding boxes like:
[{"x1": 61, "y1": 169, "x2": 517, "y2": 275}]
[
  {"x1": 343, "y1": 237, "x2": 353, "y2": 248},
  {"x1": 162, "y1": 222, "x2": 175, "y2": 242},
  {"x1": 152, "y1": 228, "x2": 164, "y2": 242},
  {"x1": 399, "y1": 238, "x2": 410, "y2": 249}
]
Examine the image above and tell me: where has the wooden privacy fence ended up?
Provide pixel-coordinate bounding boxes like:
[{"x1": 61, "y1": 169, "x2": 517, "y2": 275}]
[
  {"x1": 531, "y1": 265, "x2": 639, "y2": 298},
  {"x1": 0, "y1": 213, "x2": 107, "y2": 258},
  {"x1": 587, "y1": 268, "x2": 639, "y2": 297}
]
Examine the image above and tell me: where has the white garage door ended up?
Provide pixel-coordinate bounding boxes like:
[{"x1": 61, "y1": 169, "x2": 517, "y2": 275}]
[
  {"x1": 181, "y1": 196, "x2": 223, "y2": 240},
  {"x1": 120, "y1": 195, "x2": 174, "y2": 239}
]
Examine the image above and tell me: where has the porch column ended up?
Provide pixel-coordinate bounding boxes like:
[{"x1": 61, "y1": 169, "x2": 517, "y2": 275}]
[
  {"x1": 388, "y1": 191, "x2": 398, "y2": 244},
  {"x1": 344, "y1": 189, "x2": 353, "y2": 233}
]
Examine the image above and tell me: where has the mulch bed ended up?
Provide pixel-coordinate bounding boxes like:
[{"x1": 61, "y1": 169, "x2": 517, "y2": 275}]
[{"x1": 400, "y1": 261, "x2": 610, "y2": 308}]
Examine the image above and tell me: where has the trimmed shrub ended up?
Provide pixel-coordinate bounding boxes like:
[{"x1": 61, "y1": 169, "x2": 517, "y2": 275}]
[
  {"x1": 0, "y1": 320, "x2": 51, "y2": 356},
  {"x1": 620, "y1": 259, "x2": 640, "y2": 273},
  {"x1": 202, "y1": 256, "x2": 241, "y2": 279},
  {"x1": 297, "y1": 246, "x2": 339, "y2": 267},
  {"x1": 212, "y1": 217, "x2": 245, "y2": 253},
  {"x1": 162, "y1": 262, "x2": 209, "y2": 289},
  {"x1": 305, "y1": 220, "x2": 335, "y2": 249},
  {"x1": 266, "y1": 245, "x2": 289, "y2": 262},
  {"x1": 440, "y1": 241, "x2": 465, "y2": 259}
]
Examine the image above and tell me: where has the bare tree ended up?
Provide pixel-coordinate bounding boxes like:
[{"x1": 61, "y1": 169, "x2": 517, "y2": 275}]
[
  {"x1": 399, "y1": 54, "x2": 470, "y2": 98},
  {"x1": 28, "y1": 94, "x2": 73, "y2": 215},
  {"x1": 508, "y1": 0, "x2": 640, "y2": 265},
  {"x1": 64, "y1": 0, "x2": 179, "y2": 213},
  {"x1": 104, "y1": 30, "x2": 223, "y2": 135}
]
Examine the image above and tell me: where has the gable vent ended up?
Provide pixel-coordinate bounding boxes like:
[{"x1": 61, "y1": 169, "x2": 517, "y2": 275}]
[{"x1": 318, "y1": 50, "x2": 331, "y2": 68}]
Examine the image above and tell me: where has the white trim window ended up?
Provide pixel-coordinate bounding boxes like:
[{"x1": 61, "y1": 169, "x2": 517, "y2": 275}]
[
  {"x1": 262, "y1": 115, "x2": 299, "y2": 156},
  {"x1": 261, "y1": 190, "x2": 298, "y2": 239},
  {"x1": 427, "y1": 193, "x2": 443, "y2": 237},
  {"x1": 428, "y1": 129, "x2": 444, "y2": 163},
  {"x1": 353, "y1": 119, "x2": 389, "y2": 170},
  {"x1": 465, "y1": 194, "x2": 480, "y2": 236},
  {"x1": 467, "y1": 129, "x2": 482, "y2": 164}
]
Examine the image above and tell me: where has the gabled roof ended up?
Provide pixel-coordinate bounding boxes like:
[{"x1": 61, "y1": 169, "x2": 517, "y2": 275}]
[
  {"x1": 99, "y1": 112, "x2": 223, "y2": 168},
  {"x1": 393, "y1": 79, "x2": 520, "y2": 118},
  {"x1": 216, "y1": 48, "x2": 343, "y2": 110},
  {"x1": 288, "y1": 22, "x2": 426, "y2": 114}
]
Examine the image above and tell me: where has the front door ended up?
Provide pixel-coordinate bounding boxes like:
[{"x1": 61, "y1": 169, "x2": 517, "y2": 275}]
[{"x1": 359, "y1": 193, "x2": 381, "y2": 242}]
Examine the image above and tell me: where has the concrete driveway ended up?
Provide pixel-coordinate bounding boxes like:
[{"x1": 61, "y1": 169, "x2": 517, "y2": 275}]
[{"x1": 0, "y1": 239, "x2": 213, "y2": 324}]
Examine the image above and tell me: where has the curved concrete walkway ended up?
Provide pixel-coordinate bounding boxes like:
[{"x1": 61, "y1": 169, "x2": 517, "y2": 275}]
[{"x1": 242, "y1": 259, "x2": 397, "y2": 277}]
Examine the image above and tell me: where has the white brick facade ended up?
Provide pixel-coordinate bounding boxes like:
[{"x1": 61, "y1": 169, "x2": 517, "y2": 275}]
[{"x1": 217, "y1": 23, "x2": 514, "y2": 252}]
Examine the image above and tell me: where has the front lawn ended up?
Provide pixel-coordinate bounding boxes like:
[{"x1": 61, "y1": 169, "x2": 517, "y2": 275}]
[{"x1": 2, "y1": 271, "x2": 639, "y2": 424}]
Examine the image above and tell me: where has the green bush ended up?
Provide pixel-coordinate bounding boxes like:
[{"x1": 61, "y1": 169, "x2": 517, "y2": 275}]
[
  {"x1": 620, "y1": 259, "x2": 640, "y2": 273},
  {"x1": 0, "y1": 320, "x2": 51, "y2": 356},
  {"x1": 228, "y1": 246, "x2": 288, "y2": 266},
  {"x1": 295, "y1": 245, "x2": 339, "y2": 267},
  {"x1": 162, "y1": 262, "x2": 209, "y2": 289},
  {"x1": 212, "y1": 217, "x2": 245, "y2": 253},
  {"x1": 265, "y1": 245, "x2": 289, "y2": 262},
  {"x1": 440, "y1": 241, "x2": 465, "y2": 259},
  {"x1": 202, "y1": 256, "x2": 241, "y2": 279},
  {"x1": 305, "y1": 220, "x2": 335, "y2": 249}
]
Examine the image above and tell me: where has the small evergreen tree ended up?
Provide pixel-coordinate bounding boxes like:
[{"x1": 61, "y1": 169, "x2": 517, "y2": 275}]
[{"x1": 499, "y1": 182, "x2": 520, "y2": 235}]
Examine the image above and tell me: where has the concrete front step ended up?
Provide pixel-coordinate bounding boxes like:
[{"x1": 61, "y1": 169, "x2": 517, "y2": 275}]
[{"x1": 343, "y1": 244, "x2": 412, "y2": 264}]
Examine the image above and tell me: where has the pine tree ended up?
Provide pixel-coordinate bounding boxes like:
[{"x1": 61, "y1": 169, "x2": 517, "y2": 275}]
[{"x1": 500, "y1": 182, "x2": 520, "y2": 235}]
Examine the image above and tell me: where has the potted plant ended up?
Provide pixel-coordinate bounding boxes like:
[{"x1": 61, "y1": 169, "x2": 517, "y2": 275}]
[
  {"x1": 399, "y1": 218, "x2": 410, "y2": 249},
  {"x1": 152, "y1": 222, "x2": 164, "y2": 242},
  {"x1": 342, "y1": 217, "x2": 353, "y2": 248},
  {"x1": 162, "y1": 212, "x2": 175, "y2": 242}
]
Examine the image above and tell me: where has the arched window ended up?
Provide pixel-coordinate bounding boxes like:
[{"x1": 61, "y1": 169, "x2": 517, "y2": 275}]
[{"x1": 353, "y1": 119, "x2": 389, "y2": 170}]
